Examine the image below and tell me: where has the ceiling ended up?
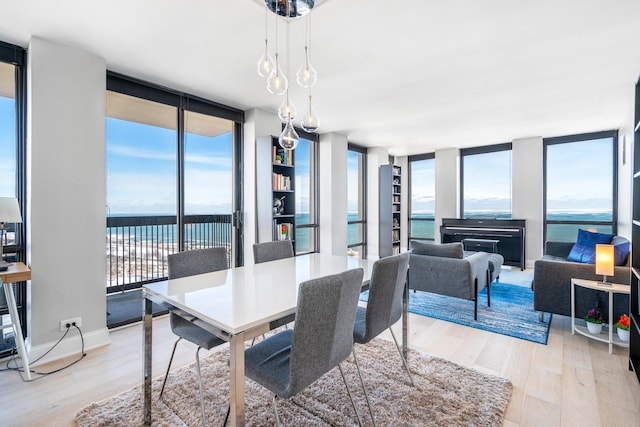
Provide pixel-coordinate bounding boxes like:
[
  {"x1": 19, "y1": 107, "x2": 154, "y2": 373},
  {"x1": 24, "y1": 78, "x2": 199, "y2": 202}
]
[{"x1": 1, "y1": 0, "x2": 640, "y2": 156}]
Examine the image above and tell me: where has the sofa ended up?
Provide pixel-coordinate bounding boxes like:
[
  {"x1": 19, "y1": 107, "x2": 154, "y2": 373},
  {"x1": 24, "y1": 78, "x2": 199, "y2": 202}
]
[
  {"x1": 532, "y1": 233, "x2": 631, "y2": 322},
  {"x1": 408, "y1": 241, "x2": 491, "y2": 320}
]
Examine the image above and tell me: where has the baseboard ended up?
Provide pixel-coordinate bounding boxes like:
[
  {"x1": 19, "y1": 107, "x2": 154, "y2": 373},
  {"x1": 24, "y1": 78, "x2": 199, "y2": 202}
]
[{"x1": 28, "y1": 327, "x2": 110, "y2": 367}]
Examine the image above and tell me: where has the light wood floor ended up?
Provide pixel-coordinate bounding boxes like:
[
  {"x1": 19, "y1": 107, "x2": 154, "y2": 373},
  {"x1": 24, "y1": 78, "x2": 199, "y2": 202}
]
[{"x1": 2, "y1": 271, "x2": 640, "y2": 426}]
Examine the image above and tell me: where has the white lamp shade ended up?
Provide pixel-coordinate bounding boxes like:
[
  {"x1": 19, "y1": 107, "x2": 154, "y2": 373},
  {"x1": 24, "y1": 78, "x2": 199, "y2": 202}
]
[
  {"x1": 595, "y1": 244, "x2": 614, "y2": 277},
  {"x1": 0, "y1": 197, "x2": 22, "y2": 224}
]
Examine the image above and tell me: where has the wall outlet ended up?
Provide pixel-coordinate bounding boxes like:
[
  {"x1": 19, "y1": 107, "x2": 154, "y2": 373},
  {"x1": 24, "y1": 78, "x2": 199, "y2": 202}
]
[{"x1": 59, "y1": 317, "x2": 81, "y2": 332}]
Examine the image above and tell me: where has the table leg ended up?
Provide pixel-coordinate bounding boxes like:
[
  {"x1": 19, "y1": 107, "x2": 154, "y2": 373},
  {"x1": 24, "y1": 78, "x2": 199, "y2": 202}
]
[
  {"x1": 3, "y1": 281, "x2": 30, "y2": 381},
  {"x1": 229, "y1": 332, "x2": 246, "y2": 426},
  {"x1": 571, "y1": 281, "x2": 575, "y2": 335},
  {"x1": 608, "y1": 291, "x2": 613, "y2": 354},
  {"x1": 402, "y1": 272, "x2": 409, "y2": 361},
  {"x1": 143, "y1": 293, "x2": 153, "y2": 426}
]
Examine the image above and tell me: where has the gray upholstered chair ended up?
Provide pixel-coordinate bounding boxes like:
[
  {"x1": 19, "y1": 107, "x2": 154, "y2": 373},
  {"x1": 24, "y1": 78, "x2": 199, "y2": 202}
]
[
  {"x1": 252, "y1": 240, "x2": 294, "y2": 264},
  {"x1": 352, "y1": 253, "x2": 413, "y2": 425},
  {"x1": 244, "y1": 268, "x2": 365, "y2": 426},
  {"x1": 160, "y1": 247, "x2": 229, "y2": 426},
  {"x1": 253, "y1": 240, "x2": 295, "y2": 330}
]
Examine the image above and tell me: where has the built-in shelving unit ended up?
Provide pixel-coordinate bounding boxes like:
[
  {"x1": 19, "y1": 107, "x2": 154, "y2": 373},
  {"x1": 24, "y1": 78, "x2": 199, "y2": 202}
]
[
  {"x1": 256, "y1": 136, "x2": 296, "y2": 250},
  {"x1": 379, "y1": 164, "x2": 401, "y2": 257},
  {"x1": 631, "y1": 76, "x2": 640, "y2": 381}
]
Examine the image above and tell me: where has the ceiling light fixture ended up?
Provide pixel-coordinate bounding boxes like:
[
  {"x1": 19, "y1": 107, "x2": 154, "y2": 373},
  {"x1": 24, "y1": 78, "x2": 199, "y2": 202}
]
[
  {"x1": 256, "y1": 7, "x2": 275, "y2": 78},
  {"x1": 259, "y1": 0, "x2": 319, "y2": 149}
]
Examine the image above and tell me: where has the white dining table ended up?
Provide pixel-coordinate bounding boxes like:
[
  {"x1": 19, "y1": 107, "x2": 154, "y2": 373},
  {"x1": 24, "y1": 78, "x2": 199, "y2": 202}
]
[{"x1": 142, "y1": 252, "x2": 409, "y2": 426}]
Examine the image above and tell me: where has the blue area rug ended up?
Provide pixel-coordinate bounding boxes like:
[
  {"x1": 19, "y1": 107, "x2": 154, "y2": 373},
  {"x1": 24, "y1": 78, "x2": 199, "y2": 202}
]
[{"x1": 363, "y1": 282, "x2": 552, "y2": 345}]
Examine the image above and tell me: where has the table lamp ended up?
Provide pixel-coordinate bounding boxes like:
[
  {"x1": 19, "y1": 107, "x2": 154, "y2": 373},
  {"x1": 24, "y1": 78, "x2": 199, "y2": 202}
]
[
  {"x1": 595, "y1": 244, "x2": 614, "y2": 285},
  {"x1": 0, "y1": 197, "x2": 22, "y2": 267}
]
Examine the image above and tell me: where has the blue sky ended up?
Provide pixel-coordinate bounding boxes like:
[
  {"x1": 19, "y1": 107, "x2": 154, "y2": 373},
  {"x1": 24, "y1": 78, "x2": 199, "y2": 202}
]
[{"x1": 0, "y1": 96, "x2": 16, "y2": 197}]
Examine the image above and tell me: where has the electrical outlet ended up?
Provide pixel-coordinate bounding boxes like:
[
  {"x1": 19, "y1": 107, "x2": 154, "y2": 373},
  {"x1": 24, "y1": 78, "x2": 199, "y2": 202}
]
[{"x1": 59, "y1": 317, "x2": 82, "y2": 332}]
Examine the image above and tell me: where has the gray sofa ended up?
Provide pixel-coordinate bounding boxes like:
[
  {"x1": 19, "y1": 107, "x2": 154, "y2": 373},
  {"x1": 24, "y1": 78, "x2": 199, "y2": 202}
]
[
  {"x1": 532, "y1": 237, "x2": 631, "y2": 322},
  {"x1": 408, "y1": 241, "x2": 490, "y2": 320}
]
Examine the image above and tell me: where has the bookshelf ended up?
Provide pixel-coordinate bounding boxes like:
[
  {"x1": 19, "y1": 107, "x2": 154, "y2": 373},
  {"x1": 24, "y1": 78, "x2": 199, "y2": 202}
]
[
  {"x1": 256, "y1": 136, "x2": 296, "y2": 249},
  {"x1": 631, "y1": 76, "x2": 640, "y2": 381},
  {"x1": 379, "y1": 164, "x2": 402, "y2": 257}
]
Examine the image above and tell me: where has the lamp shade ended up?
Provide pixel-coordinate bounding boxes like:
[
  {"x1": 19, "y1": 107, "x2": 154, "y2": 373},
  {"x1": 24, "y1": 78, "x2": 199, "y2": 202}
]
[
  {"x1": 595, "y1": 244, "x2": 614, "y2": 277},
  {"x1": 0, "y1": 197, "x2": 22, "y2": 224}
]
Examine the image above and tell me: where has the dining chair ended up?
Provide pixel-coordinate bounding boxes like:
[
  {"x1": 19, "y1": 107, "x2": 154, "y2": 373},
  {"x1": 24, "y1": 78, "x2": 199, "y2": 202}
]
[
  {"x1": 244, "y1": 268, "x2": 365, "y2": 426},
  {"x1": 252, "y1": 240, "x2": 295, "y2": 331},
  {"x1": 160, "y1": 247, "x2": 229, "y2": 427},
  {"x1": 352, "y1": 252, "x2": 413, "y2": 426},
  {"x1": 252, "y1": 240, "x2": 294, "y2": 264}
]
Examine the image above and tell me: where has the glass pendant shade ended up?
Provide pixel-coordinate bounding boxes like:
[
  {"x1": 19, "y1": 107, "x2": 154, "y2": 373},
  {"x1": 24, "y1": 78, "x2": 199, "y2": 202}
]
[
  {"x1": 267, "y1": 54, "x2": 288, "y2": 95},
  {"x1": 257, "y1": 40, "x2": 275, "y2": 78},
  {"x1": 278, "y1": 93, "x2": 296, "y2": 122},
  {"x1": 296, "y1": 46, "x2": 317, "y2": 88},
  {"x1": 279, "y1": 115, "x2": 300, "y2": 150},
  {"x1": 301, "y1": 95, "x2": 319, "y2": 132}
]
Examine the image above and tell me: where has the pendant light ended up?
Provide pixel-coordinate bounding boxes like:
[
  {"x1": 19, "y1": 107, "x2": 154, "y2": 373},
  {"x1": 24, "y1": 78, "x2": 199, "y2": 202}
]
[
  {"x1": 278, "y1": 89, "x2": 296, "y2": 122},
  {"x1": 266, "y1": 16, "x2": 288, "y2": 95},
  {"x1": 296, "y1": 15, "x2": 317, "y2": 88},
  {"x1": 301, "y1": 93, "x2": 319, "y2": 132},
  {"x1": 257, "y1": 7, "x2": 275, "y2": 78},
  {"x1": 279, "y1": 113, "x2": 300, "y2": 150}
]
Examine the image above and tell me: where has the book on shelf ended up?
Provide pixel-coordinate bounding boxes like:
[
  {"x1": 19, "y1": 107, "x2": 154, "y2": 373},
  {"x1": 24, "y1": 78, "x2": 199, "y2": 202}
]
[
  {"x1": 273, "y1": 147, "x2": 293, "y2": 166},
  {"x1": 272, "y1": 173, "x2": 291, "y2": 191},
  {"x1": 274, "y1": 222, "x2": 292, "y2": 240}
]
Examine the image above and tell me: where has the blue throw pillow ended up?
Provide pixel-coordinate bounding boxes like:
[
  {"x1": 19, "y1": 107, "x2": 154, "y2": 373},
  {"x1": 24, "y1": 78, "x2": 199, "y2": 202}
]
[
  {"x1": 567, "y1": 229, "x2": 614, "y2": 264},
  {"x1": 611, "y1": 236, "x2": 630, "y2": 266}
]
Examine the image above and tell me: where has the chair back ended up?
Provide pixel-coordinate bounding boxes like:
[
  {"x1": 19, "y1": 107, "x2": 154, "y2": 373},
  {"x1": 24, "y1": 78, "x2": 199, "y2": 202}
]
[
  {"x1": 167, "y1": 247, "x2": 228, "y2": 279},
  {"x1": 289, "y1": 268, "x2": 364, "y2": 396},
  {"x1": 361, "y1": 253, "x2": 409, "y2": 343},
  {"x1": 252, "y1": 240, "x2": 294, "y2": 264}
]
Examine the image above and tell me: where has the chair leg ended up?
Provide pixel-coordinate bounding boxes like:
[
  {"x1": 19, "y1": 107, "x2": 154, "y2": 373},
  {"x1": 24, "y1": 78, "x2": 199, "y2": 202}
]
[
  {"x1": 539, "y1": 312, "x2": 545, "y2": 322},
  {"x1": 486, "y1": 270, "x2": 491, "y2": 307},
  {"x1": 338, "y1": 363, "x2": 364, "y2": 427},
  {"x1": 195, "y1": 347, "x2": 208, "y2": 427},
  {"x1": 474, "y1": 278, "x2": 478, "y2": 321},
  {"x1": 160, "y1": 337, "x2": 182, "y2": 399},
  {"x1": 272, "y1": 395, "x2": 282, "y2": 427},
  {"x1": 352, "y1": 347, "x2": 376, "y2": 426},
  {"x1": 389, "y1": 328, "x2": 415, "y2": 387}
]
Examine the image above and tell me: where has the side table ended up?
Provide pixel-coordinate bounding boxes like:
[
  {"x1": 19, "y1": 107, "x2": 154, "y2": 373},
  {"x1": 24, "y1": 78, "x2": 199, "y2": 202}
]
[
  {"x1": 1, "y1": 262, "x2": 32, "y2": 380},
  {"x1": 571, "y1": 277, "x2": 630, "y2": 353}
]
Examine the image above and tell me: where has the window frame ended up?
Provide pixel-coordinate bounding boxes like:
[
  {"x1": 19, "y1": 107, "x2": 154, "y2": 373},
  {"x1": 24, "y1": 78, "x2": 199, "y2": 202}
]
[
  {"x1": 347, "y1": 143, "x2": 367, "y2": 257},
  {"x1": 293, "y1": 126, "x2": 320, "y2": 254},
  {"x1": 460, "y1": 142, "x2": 512, "y2": 218},
  {"x1": 408, "y1": 152, "x2": 435, "y2": 243},
  {"x1": 543, "y1": 130, "x2": 618, "y2": 242}
]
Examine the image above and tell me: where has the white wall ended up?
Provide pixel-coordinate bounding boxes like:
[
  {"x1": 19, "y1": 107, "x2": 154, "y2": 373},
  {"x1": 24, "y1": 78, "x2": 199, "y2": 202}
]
[
  {"x1": 434, "y1": 148, "x2": 459, "y2": 243},
  {"x1": 242, "y1": 108, "x2": 281, "y2": 265},
  {"x1": 318, "y1": 133, "x2": 348, "y2": 255},
  {"x1": 27, "y1": 37, "x2": 109, "y2": 362},
  {"x1": 366, "y1": 147, "x2": 389, "y2": 259},
  {"x1": 512, "y1": 137, "x2": 543, "y2": 266}
]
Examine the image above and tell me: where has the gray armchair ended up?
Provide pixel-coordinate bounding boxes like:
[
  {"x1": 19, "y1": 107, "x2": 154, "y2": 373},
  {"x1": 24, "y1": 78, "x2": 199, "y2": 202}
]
[
  {"x1": 244, "y1": 268, "x2": 365, "y2": 426},
  {"x1": 408, "y1": 241, "x2": 489, "y2": 320},
  {"x1": 532, "y1": 238, "x2": 631, "y2": 322}
]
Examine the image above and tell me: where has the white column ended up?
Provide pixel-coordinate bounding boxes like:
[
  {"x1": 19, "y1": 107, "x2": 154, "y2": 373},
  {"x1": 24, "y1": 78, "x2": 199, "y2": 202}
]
[
  {"x1": 434, "y1": 148, "x2": 459, "y2": 243},
  {"x1": 366, "y1": 147, "x2": 390, "y2": 259},
  {"x1": 319, "y1": 133, "x2": 348, "y2": 256}
]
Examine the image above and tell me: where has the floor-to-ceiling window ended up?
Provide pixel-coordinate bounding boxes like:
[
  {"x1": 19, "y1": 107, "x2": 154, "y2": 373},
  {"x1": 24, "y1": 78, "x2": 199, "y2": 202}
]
[
  {"x1": 294, "y1": 129, "x2": 319, "y2": 254},
  {"x1": 105, "y1": 73, "x2": 243, "y2": 326},
  {"x1": 461, "y1": 143, "x2": 512, "y2": 218},
  {"x1": 408, "y1": 153, "x2": 435, "y2": 242},
  {"x1": 544, "y1": 131, "x2": 617, "y2": 242},
  {"x1": 347, "y1": 144, "x2": 367, "y2": 257},
  {"x1": 0, "y1": 41, "x2": 26, "y2": 356}
]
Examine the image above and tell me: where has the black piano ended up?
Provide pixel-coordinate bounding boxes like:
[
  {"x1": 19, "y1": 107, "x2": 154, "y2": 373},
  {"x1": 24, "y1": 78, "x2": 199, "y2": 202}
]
[{"x1": 440, "y1": 218, "x2": 526, "y2": 270}]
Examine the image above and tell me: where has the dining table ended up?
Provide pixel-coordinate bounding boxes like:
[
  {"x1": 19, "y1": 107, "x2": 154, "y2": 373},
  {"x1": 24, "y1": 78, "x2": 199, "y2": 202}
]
[{"x1": 142, "y1": 252, "x2": 410, "y2": 426}]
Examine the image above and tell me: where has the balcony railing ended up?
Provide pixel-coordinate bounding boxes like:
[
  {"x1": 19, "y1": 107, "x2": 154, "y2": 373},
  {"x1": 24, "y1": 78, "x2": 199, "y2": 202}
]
[{"x1": 106, "y1": 214, "x2": 232, "y2": 293}]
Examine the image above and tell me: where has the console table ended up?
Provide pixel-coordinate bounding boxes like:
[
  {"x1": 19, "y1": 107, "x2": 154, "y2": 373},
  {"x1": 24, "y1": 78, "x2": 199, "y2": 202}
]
[{"x1": 1, "y1": 262, "x2": 32, "y2": 380}]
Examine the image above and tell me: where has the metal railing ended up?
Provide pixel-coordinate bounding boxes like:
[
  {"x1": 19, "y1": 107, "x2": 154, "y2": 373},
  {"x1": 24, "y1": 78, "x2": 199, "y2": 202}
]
[{"x1": 106, "y1": 214, "x2": 232, "y2": 293}]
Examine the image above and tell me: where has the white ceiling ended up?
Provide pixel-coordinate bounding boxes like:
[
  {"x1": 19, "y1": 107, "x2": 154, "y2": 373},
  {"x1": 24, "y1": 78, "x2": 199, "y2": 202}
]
[{"x1": 1, "y1": 0, "x2": 640, "y2": 156}]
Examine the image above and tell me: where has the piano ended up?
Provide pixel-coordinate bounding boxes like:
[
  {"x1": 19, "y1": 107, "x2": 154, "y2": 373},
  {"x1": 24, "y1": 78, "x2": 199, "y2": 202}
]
[{"x1": 440, "y1": 218, "x2": 526, "y2": 270}]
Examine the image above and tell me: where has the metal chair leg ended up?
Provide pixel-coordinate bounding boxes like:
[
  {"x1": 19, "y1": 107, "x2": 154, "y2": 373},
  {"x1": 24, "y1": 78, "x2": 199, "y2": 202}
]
[
  {"x1": 195, "y1": 347, "x2": 208, "y2": 427},
  {"x1": 389, "y1": 328, "x2": 415, "y2": 387},
  {"x1": 338, "y1": 363, "x2": 364, "y2": 427},
  {"x1": 272, "y1": 395, "x2": 282, "y2": 427},
  {"x1": 352, "y1": 347, "x2": 376, "y2": 426},
  {"x1": 160, "y1": 337, "x2": 182, "y2": 399}
]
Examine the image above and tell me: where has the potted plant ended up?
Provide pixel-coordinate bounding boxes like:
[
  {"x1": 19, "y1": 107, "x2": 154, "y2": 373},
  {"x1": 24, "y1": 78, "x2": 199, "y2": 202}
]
[
  {"x1": 615, "y1": 314, "x2": 630, "y2": 342},
  {"x1": 585, "y1": 308, "x2": 604, "y2": 335}
]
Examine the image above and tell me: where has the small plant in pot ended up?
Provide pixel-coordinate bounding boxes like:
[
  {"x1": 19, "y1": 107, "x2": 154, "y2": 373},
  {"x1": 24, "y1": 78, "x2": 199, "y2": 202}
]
[
  {"x1": 585, "y1": 308, "x2": 604, "y2": 335},
  {"x1": 615, "y1": 314, "x2": 630, "y2": 342}
]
